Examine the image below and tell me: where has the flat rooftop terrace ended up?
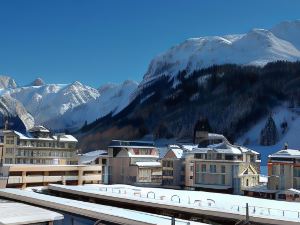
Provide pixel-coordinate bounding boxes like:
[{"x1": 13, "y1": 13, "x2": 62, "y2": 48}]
[
  {"x1": 0, "y1": 197, "x2": 63, "y2": 225},
  {"x1": 0, "y1": 188, "x2": 206, "y2": 225},
  {"x1": 48, "y1": 184, "x2": 300, "y2": 225}
]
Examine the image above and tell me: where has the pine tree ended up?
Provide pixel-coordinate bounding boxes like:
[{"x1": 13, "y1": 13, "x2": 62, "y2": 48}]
[{"x1": 260, "y1": 115, "x2": 279, "y2": 146}]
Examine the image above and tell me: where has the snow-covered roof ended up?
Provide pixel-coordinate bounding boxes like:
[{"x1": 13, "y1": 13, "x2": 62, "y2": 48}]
[
  {"x1": 28, "y1": 125, "x2": 50, "y2": 133},
  {"x1": 157, "y1": 147, "x2": 169, "y2": 158},
  {"x1": 52, "y1": 134, "x2": 78, "y2": 142},
  {"x1": 47, "y1": 184, "x2": 300, "y2": 224},
  {"x1": 181, "y1": 144, "x2": 198, "y2": 151},
  {"x1": 135, "y1": 161, "x2": 161, "y2": 167},
  {"x1": 109, "y1": 140, "x2": 155, "y2": 148},
  {"x1": 0, "y1": 188, "x2": 203, "y2": 225},
  {"x1": 79, "y1": 150, "x2": 107, "y2": 164},
  {"x1": 13, "y1": 130, "x2": 53, "y2": 141},
  {"x1": 259, "y1": 175, "x2": 268, "y2": 183},
  {"x1": 269, "y1": 149, "x2": 300, "y2": 158},
  {"x1": 0, "y1": 202, "x2": 63, "y2": 224},
  {"x1": 6, "y1": 130, "x2": 77, "y2": 143},
  {"x1": 171, "y1": 148, "x2": 184, "y2": 158}
]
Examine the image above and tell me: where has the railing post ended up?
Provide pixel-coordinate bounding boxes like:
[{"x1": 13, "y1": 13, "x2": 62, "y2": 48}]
[
  {"x1": 245, "y1": 203, "x2": 249, "y2": 223},
  {"x1": 171, "y1": 216, "x2": 175, "y2": 225}
]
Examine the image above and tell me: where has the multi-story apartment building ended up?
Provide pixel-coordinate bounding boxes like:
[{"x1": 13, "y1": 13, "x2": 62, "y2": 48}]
[
  {"x1": 185, "y1": 132, "x2": 260, "y2": 194},
  {"x1": 105, "y1": 140, "x2": 162, "y2": 186},
  {"x1": 1, "y1": 126, "x2": 78, "y2": 165},
  {"x1": 161, "y1": 145, "x2": 185, "y2": 188},
  {"x1": 267, "y1": 147, "x2": 300, "y2": 201}
]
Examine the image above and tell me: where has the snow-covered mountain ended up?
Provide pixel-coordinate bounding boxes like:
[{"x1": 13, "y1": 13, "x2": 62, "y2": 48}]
[
  {"x1": 140, "y1": 20, "x2": 300, "y2": 88},
  {"x1": 0, "y1": 75, "x2": 17, "y2": 89},
  {"x1": 5, "y1": 81, "x2": 100, "y2": 127},
  {"x1": 0, "y1": 94, "x2": 34, "y2": 130},
  {"x1": 50, "y1": 80, "x2": 138, "y2": 130},
  {"x1": 0, "y1": 76, "x2": 138, "y2": 131}
]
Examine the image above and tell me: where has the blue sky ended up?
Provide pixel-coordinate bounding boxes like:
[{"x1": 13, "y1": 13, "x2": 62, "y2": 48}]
[{"x1": 0, "y1": 0, "x2": 299, "y2": 87}]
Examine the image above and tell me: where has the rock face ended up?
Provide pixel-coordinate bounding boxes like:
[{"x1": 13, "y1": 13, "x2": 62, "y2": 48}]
[
  {"x1": 30, "y1": 78, "x2": 45, "y2": 86},
  {"x1": 0, "y1": 76, "x2": 17, "y2": 89},
  {"x1": 0, "y1": 94, "x2": 34, "y2": 131}
]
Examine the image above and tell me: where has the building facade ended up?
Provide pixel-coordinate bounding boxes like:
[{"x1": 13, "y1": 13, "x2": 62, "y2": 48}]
[
  {"x1": 267, "y1": 148, "x2": 300, "y2": 201},
  {"x1": 0, "y1": 164, "x2": 102, "y2": 188},
  {"x1": 105, "y1": 140, "x2": 162, "y2": 186},
  {"x1": 185, "y1": 133, "x2": 260, "y2": 194},
  {"x1": 1, "y1": 126, "x2": 78, "y2": 165},
  {"x1": 161, "y1": 145, "x2": 186, "y2": 188}
]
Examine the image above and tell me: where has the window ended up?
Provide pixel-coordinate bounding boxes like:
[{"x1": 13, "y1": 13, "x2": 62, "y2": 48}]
[
  {"x1": 194, "y1": 153, "x2": 202, "y2": 159},
  {"x1": 280, "y1": 165, "x2": 284, "y2": 175},
  {"x1": 216, "y1": 153, "x2": 222, "y2": 160},
  {"x1": 190, "y1": 165, "x2": 194, "y2": 172},
  {"x1": 5, "y1": 148, "x2": 14, "y2": 155},
  {"x1": 221, "y1": 175, "x2": 225, "y2": 185},
  {"x1": 201, "y1": 164, "x2": 206, "y2": 172},
  {"x1": 4, "y1": 158, "x2": 13, "y2": 164},
  {"x1": 221, "y1": 165, "x2": 226, "y2": 173},
  {"x1": 225, "y1": 155, "x2": 234, "y2": 160},
  {"x1": 210, "y1": 165, "x2": 216, "y2": 173},
  {"x1": 294, "y1": 168, "x2": 300, "y2": 177}
]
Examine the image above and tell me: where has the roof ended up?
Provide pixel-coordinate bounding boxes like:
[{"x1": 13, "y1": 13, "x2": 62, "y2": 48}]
[
  {"x1": 0, "y1": 202, "x2": 63, "y2": 225},
  {"x1": 79, "y1": 150, "x2": 108, "y2": 164},
  {"x1": 28, "y1": 126, "x2": 50, "y2": 133},
  {"x1": 8, "y1": 130, "x2": 77, "y2": 142},
  {"x1": 189, "y1": 142, "x2": 259, "y2": 155},
  {"x1": 109, "y1": 140, "x2": 155, "y2": 148},
  {"x1": 242, "y1": 184, "x2": 277, "y2": 193},
  {"x1": 52, "y1": 134, "x2": 78, "y2": 142},
  {"x1": 46, "y1": 184, "x2": 300, "y2": 224},
  {"x1": 269, "y1": 149, "x2": 300, "y2": 159},
  {"x1": 0, "y1": 189, "x2": 203, "y2": 225},
  {"x1": 135, "y1": 161, "x2": 161, "y2": 167}
]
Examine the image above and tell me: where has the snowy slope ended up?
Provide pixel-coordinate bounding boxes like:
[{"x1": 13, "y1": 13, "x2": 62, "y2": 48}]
[
  {"x1": 6, "y1": 81, "x2": 100, "y2": 126},
  {"x1": 0, "y1": 94, "x2": 34, "y2": 130},
  {"x1": 140, "y1": 20, "x2": 300, "y2": 88},
  {"x1": 0, "y1": 75, "x2": 17, "y2": 89},
  {"x1": 237, "y1": 106, "x2": 300, "y2": 165},
  {"x1": 54, "y1": 80, "x2": 138, "y2": 129}
]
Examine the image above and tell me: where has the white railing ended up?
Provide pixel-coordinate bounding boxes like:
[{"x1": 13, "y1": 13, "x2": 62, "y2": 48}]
[{"x1": 96, "y1": 186, "x2": 300, "y2": 221}]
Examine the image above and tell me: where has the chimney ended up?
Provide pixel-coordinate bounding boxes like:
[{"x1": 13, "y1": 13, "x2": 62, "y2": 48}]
[
  {"x1": 4, "y1": 119, "x2": 8, "y2": 130},
  {"x1": 284, "y1": 142, "x2": 288, "y2": 150}
]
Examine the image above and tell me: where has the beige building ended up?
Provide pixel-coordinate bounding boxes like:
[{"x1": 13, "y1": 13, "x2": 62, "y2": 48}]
[
  {"x1": 161, "y1": 145, "x2": 186, "y2": 188},
  {"x1": 106, "y1": 140, "x2": 162, "y2": 186},
  {"x1": 267, "y1": 148, "x2": 300, "y2": 201},
  {"x1": 185, "y1": 133, "x2": 260, "y2": 194},
  {"x1": 0, "y1": 164, "x2": 102, "y2": 188},
  {"x1": 0, "y1": 126, "x2": 78, "y2": 165}
]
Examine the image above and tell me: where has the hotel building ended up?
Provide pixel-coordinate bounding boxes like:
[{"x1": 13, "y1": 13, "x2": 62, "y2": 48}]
[
  {"x1": 185, "y1": 132, "x2": 260, "y2": 194},
  {"x1": 1, "y1": 126, "x2": 78, "y2": 165},
  {"x1": 267, "y1": 147, "x2": 300, "y2": 201},
  {"x1": 106, "y1": 140, "x2": 162, "y2": 186}
]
